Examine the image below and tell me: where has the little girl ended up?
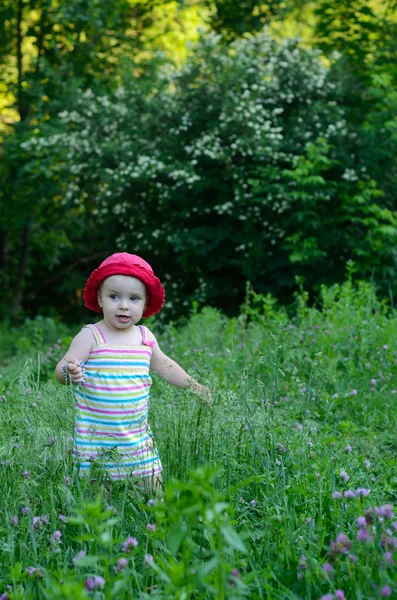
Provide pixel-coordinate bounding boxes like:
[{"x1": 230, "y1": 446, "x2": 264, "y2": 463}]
[{"x1": 55, "y1": 253, "x2": 209, "y2": 487}]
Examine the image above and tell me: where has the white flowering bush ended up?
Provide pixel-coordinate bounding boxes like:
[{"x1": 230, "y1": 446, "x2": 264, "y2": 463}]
[{"x1": 22, "y1": 30, "x2": 397, "y2": 315}]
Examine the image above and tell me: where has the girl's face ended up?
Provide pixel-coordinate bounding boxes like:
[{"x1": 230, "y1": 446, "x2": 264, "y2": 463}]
[{"x1": 97, "y1": 275, "x2": 147, "y2": 331}]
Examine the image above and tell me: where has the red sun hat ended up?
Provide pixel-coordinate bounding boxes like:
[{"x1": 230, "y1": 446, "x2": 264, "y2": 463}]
[{"x1": 83, "y1": 253, "x2": 165, "y2": 318}]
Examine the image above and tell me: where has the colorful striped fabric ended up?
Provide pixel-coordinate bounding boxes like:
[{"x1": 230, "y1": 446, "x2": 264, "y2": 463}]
[{"x1": 73, "y1": 324, "x2": 162, "y2": 480}]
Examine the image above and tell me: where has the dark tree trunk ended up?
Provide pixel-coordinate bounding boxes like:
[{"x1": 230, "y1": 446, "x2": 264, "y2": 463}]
[
  {"x1": 11, "y1": 223, "x2": 32, "y2": 314},
  {"x1": 16, "y1": 0, "x2": 28, "y2": 121},
  {"x1": 0, "y1": 229, "x2": 7, "y2": 271}
]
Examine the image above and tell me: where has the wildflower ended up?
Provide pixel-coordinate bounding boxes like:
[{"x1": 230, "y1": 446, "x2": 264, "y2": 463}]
[
  {"x1": 380, "y1": 504, "x2": 394, "y2": 519},
  {"x1": 121, "y1": 536, "x2": 138, "y2": 552},
  {"x1": 239, "y1": 496, "x2": 244, "y2": 503},
  {"x1": 146, "y1": 523, "x2": 156, "y2": 532},
  {"x1": 356, "y1": 487, "x2": 370, "y2": 497},
  {"x1": 381, "y1": 534, "x2": 397, "y2": 551},
  {"x1": 10, "y1": 516, "x2": 18, "y2": 526},
  {"x1": 144, "y1": 553, "x2": 154, "y2": 566},
  {"x1": 345, "y1": 445, "x2": 352, "y2": 452},
  {"x1": 64, "y1": 476, "x2": 71, "y2": 486},
  {"x1": 0, "y1": 593, "x2": 10, "y2": 600},
  {"x1": 322, "y1": 562, "x2": 334, "y2": 576},
  {"x1": 229, "y1": 568, "x2": 241, "y2": 586},
  {"x1": 41, "y1": 515, "x2": 49, "y2": 525},
  {"x1": 23, "y1": 470, "x2": 30, "y2": 479},
  {"x1": 332, "y1": 491, "x2": 342, "y2": 500},
  {"x1": 331, "y1": 533, "x2": 351, "y2": 554},
  {"x1": 299, "y1": 555, "x2": 307, "y2": 570},
  {"x1": 73, "y1": 550, "x2": 87, "y2": 564},
  {"x1": 339, "y1": 469, "x2": 350, "y2": 482},
  {"x1": 365, "y1": 363, "x2": 371, "y2": 369},
  {"x1": 370, "y1": 379, "x2": 376, "y2": 386},
  {"x1": 381, "y1": 586, "x2": 392, "y2": 598},
  {"x1": 315, "y1": 472, "x2": 321, "y2": 478},
  {"x1": 21, "y1": 507, "x2": 30, "y2": 515},
  {"x1": 383, "y1": 551, "x2": 394, "y2": 565},
  {"x1": 364, "y1": 459, "x2": 371, "y2": 469},
  {"x1": 320, "y1": 594, "x2": 334, "y2": 600},
  {"x1": 357, "y1": 528, "x2": 370, "y2": 542},
  {"x1": 31, "y1": 402, "x2": 37, "y2": 408},
  {"x1": 147, "y1": 498, "x2": 156, "y2": 507},
  {"x1": 335, "y1": 591, "x2": 346, "y2": 600},
  {"x1": 351, "y1": 389, "x2": 357, "y2": 396},
  {"x1": 332, "y1": 393, "x2": 338, "y2": 399},
  {"x1": 344, "y1": 490, "x2": 355, "y2": 499},
  {"x1": 383, "y1": 345, "x2": 389, "y2": 351},
  {"x1": 294, "y1": 423, "x2": 303, "y2": 432},
  {"x1": 278, "y1": 443, "x2": 286, "y2": 453},
  {"x1": 357, "y1": 516, "x2": 367, "y2": 528},
  {"x1": 392, "y1": 521, "x2": 397, "y2": 532},
  {"x1": 51, "y1": 530, "x2": 62, "y2": 543},
  {"x1": 26, "y1": 567, "x2": 40, "y2": 577},
  {"x1": 250, "y1": 500, "x2": 257, "y2": 507},
  {"x1": 85, "y1": 576, "x2": 105, "y2": 591},
  {"x1": 348, "y1": 554, "x2": 358, "y2": 562},
  {"x1": 58, "y1": 514, "x2": 68, "y2": 523},
  {"x1": 116, "y1": 558, "x2": 128, "y2": 572},
  {"x1": 32, "y1": 516, "x2": 41, "y2": 531}
]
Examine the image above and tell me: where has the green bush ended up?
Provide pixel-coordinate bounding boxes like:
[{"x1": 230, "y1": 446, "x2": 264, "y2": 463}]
[{"x1": 21, "y1": 31, "x2": 397, "y2": 319}]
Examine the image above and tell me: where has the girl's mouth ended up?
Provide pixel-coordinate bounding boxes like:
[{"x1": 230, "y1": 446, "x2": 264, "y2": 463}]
[{"x1": 116, "y1": 315, "x2": 130, "y2": 323}]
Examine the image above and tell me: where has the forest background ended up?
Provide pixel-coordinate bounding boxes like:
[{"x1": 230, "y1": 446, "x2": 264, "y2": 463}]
[{"x1": 1, "y1": 0, "x2": 397, "y2": 324}]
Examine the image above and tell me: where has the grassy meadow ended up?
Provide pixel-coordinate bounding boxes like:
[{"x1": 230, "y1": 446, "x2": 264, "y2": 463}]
[{"x1": 1, "y1": 275, "x2": 397, "y2": 599}]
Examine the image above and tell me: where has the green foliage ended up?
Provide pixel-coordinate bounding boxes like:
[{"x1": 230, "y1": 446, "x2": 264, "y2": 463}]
[
  {"x1": 18, "y1": 31, "x2": 397, "y2": 319},
  {"x1": 2, "y1": 277, "x2": 397, "y2": 597}
]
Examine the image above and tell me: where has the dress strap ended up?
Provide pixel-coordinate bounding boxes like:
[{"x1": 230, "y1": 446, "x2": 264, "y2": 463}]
[
  {"x1": 83, "y1": 324, "x2": 107, "y2": 345},
  {"x1": 139, "y1": 325, "x2": 156, "y2": 348}
]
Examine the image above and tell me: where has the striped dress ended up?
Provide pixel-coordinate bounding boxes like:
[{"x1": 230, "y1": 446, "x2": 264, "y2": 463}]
[{"x1": 73, "y1": 324, "x2": 162, "y2": 480}]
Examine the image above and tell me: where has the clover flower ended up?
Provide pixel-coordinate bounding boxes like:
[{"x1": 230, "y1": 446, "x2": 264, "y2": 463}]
[
  {"x1": 355, "y1": 487, "x2": 370, "y2": 497},
  {"x1": 51, "y1": 530, "x2": 62, "y2": 543},
  {"x1": 85, "y1": 576, "x2": 105, "y2": 591},
  {"x1": 116, "y1": 558, "x2": 128, "y2": 572},
  {"x1": 322, "y1": 562, "x2": 334, "y2": 576},
  {"x1": 357, "y1": 516, "x2": 367, "y2": 528},
  {"x1": 146, "y1": 523, "x2": 156, "y2": 531},
  {"x1": 381, "y1": 586, "x2": 392, "y2": 598},
  {"x1": 339, "y1": 469, "x2": 350, "y2": 482},
  {"x1": 73, "y1": 550, "x2": 87, "y2": 564},
  {"x1": 122, "y1": 536, "x2": 138, "y2": 552},
  {"x1": 144, "y1": 553, "x2": 154, "y2": 566},
  {"x1": 357, "y1": 528, "x2": 370, "y2": 542}
]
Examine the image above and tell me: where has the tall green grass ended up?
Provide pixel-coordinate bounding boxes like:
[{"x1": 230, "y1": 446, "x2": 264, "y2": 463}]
[{"x1": 1, "y1": 275, "x2": 397, "y2": 598}]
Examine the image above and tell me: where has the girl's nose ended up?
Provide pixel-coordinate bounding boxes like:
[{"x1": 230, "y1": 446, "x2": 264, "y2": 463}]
[{"x1": 118, "y1": 299, "x2": 129, "y2": 309}]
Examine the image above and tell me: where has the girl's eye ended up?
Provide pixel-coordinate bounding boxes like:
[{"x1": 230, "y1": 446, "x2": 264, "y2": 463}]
[
  {"x1": 110, "y1": 294, "x2": 118, "y2": 300},
  {"x1": 130, "y1": 296, "x2": 139, "y2": 302}
]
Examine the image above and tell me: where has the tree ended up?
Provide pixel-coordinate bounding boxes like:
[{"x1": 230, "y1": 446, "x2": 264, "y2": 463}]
[{"x1": 21, "y1": 33, "x2": 397, "y2": 318}]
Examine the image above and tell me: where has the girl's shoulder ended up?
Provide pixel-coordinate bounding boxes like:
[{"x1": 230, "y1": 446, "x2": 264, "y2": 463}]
[
  {"x1": 139, "y1": 325, "x2": 158, "y2": 348},
  {"x1": 83, "y1": 323, "x2": 106, "y2": 346}
]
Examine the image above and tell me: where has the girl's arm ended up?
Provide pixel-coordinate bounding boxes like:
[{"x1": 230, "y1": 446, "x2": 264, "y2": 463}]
[
  {"x1": 55, "y1": 328, "x2": 94, "y2": 385},
  {"x1": 150, "y1": 344, "x2": 210, "y2": 401}
]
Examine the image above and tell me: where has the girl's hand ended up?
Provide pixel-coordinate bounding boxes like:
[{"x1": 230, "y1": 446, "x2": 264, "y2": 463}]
[
  {"x1": 66, "y1": 359, "x2": 85, "y2": 384},
  {"x1": 191, "y1": 383, "x2": 212, "y2": 405}
]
